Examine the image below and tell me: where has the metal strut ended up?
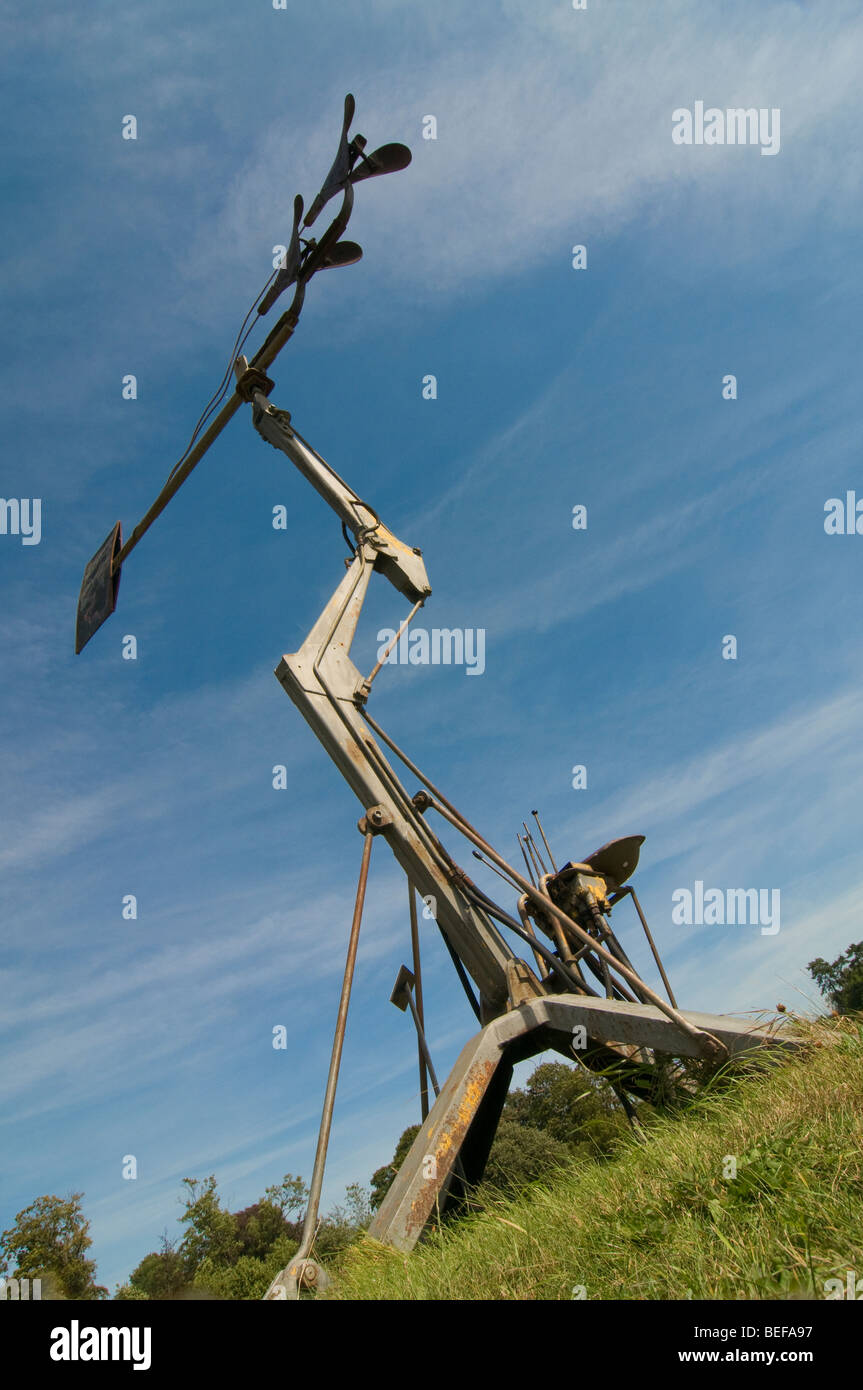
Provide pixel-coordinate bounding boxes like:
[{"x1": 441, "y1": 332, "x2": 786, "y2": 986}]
[{"x1": 264, "y1": 809, "x2": 383, "y2": 1299}]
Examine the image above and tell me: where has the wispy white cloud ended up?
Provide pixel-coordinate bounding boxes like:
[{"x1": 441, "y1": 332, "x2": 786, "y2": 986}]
[{"x1": 196, "y1": 0, "x2": 863, "y2": 315}]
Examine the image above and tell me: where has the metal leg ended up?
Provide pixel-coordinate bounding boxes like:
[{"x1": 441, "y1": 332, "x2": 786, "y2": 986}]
[
  {"x1": 264, "y1": 826, "x2": 375, "y2": 1299},
  {"x1": 408, "y1": 882, "x2": 430, "y2": 1120},
  {"x1": 367, "y1": 994, "x2": 801, "y2": 1253}
]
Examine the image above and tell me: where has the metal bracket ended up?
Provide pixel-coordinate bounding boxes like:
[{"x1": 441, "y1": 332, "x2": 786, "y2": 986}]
[
  {"x1": 233, "y1": 357, "x2": 275, "y2": 402},
  {"x1": 264, "y1": 1258, "x2": 330, "y2": 1300},
  {"x1": 359, "y1": 805, "x2": 392, "y2": 835},
  {"x1": 505, "y1": 958, "x2": 545, "y2": 1010}
]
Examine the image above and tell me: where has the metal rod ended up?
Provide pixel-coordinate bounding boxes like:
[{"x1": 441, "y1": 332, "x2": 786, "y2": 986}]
[
  {"x1": 114, "y1": 392, "x2": 244, "y2": 570},
  {"x1": 112, "y1": 298, "x2": 306, "y2": 574},
  {"x1": 523, "y1": 823, "x2": 547, "y2": 876},
  {"x1": 532, "y1": 810, "x2": 558, "y2": 872},
  {"x1": 522, "y1": 831, "x2": 544, "y2": 880},
  {"x1": 518, "y1": 841, "x2": 581, "y2": 968},
  {"x1": 439, "y1": 929, "x2": 482, "y2": 1021},
  {"x1": 422, "y1": 797, "x2": 725, "y2": 1060},
  {"x1": 526, "y1": 825, "x2": 548, "y2": 875},
  {"x1": 405, "y1": 992, "x2": 441, "y2": 1097},
  {"x1": 583, "y1": 891, "x2": 642, "y2": 1004},
  {"x1": 472, "y1": 848, "x2": 546, "y2": 977},
  {"x1": 469, "y1": 844, "x2": 549, "y2": 973},
  {"x1": 515, "y1": 897, "x2": 552, "y2": 978},
  {"x1": 461, "y1": 882, "x2": 593, "y2": 996},
  {"x1": 472, "y1": 848, "x2": 520, "y2": 891},
  {"x1": 489, "y1": 840, "x2": 628, "y2": 997},
  {"x1": 294, "y1": 828, "x2": 374, "y2": 1262},
  {"x1": 365, "y1": 600, "x2": 425, "y2": 689},
  {"x1": 550, "y1": 911, "x2": 579, "y2": 969},
  {"x1": 359, "y1": 705, "x2": 495, "y2": 849},
  {"x1": 517, "y1": 835, "x2": 537, "y2": 887},
  {"x1": 619, "y1": 886, "x2": 678, "y2": 1009},
  {"x1": 401, "y1": 982, "x2": 472, "y2": 1191},
  {"x1": 408, "y1": 882, "x2": 430, "y2": 1120},
  {"x1": 360, "y1": 702, "x2": 599, "y2": 895}
]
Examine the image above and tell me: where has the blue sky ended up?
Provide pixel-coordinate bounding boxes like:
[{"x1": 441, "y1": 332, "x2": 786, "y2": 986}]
[{"x1": 2, "y1": 0, "x2": 863, "y2": 1294}]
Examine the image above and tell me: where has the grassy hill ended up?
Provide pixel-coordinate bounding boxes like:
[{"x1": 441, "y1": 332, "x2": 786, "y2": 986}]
[{"x1": 329, "y1": 1015, "x2": 863, "y2": 1300}]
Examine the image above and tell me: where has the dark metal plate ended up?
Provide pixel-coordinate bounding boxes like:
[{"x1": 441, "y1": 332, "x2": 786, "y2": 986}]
[
  {"x1": 75, "y1": 521, "x2": 122, "y2": 653},
  {"x1": 350, "y1": 142, "x2": 412, "y2": 183},
  {"x1": 303, "y1": 93, "x2": 356, "y2": 227},
  {"x1": 320, "y1": 239, "x2": 362, "y2": 269},
  {"x1": 257, "y1": 194, "x2": 304, "y2": 315},
  {"x1": 390, "y1": 963, "x2": 415, "y2": 1011},
  {"x1": 581, "y1": 834, "x2": 646, "y2": 888}
]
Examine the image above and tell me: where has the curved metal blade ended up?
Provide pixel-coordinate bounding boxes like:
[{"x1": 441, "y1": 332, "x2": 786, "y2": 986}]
[
  {"x1": 350, "y1": 142, "x2": 412, "y2": 183},
  {"x1": 304, "y1": 93, "x2": 356, "y2": 228},
  {"x1": 257, "y1": 193, "x2": 304, "y2": 315},
  {"x1": 319, "y1": 239, "x2": 362, "y2": 270},
  {"x1": 581, "y1": 835, "x2": 646, "y2": 889}
]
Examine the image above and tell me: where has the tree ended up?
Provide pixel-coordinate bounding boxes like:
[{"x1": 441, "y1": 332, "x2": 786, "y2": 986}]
[
  {"x1": 120, "y1": 1234, "x2": 188, "y2": 1301},
  {"x1": 0, "y1": 1193, "x2": 107, "y2": 1299},
  {"x1": 118, "y1": 1183, "x2": 305, "y2": 1301},
  {"x1": 505, "y1": 1061, "x2": 629, "y2": 1157},
  {"x1": 234, "y1": 1201, "x2": 299, "y2": 1261},
  {"x1": 118, "y1": 1171, "x2": 368, "y2": 1298},
  {"x1": 808, "y1": 942, "x2": 863, "y2": 1015},
  {"x1": 263, "y1": 1173, "x2": 308, "y2": 1220},
  {"x1": 178, "y1": 1176, "x2": 240, "y2": 1273},
  {"x1": 481, "y1": 1117, "x2": 571, "y2": 1195}
]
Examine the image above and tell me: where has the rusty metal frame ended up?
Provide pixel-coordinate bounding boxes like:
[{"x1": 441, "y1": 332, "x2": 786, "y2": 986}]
[{"x1": 367, "y1": 994, "x2": 797, "y2": 1252}]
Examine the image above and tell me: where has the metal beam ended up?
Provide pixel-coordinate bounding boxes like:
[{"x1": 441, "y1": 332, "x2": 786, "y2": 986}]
[{"x1": 368, "y1": 995, "x2": 801, "y2": 1252}]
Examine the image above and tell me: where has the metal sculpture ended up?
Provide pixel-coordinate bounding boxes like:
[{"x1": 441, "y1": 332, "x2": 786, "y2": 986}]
[{"x1": 75, "y1": 96, "x2": 799, "y2": 1300}]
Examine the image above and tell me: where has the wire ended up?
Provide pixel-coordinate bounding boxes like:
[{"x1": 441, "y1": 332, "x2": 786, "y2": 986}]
[{"x1": 165, "y1": 267, "x2": 279, "y2": 484}]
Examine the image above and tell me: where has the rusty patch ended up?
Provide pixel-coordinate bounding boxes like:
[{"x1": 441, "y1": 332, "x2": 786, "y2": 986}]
[{"x1": 404, "y1": 1058, "x2": 497, "y2": 1237}]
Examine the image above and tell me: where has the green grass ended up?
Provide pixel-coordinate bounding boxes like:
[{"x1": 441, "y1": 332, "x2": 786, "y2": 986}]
[{"x1": 330, "y1": 1015, "x2": 863, "y2": 1300}]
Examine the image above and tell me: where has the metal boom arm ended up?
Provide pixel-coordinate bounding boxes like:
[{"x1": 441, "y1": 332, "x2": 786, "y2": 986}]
[{"x1": 252, "y1": 390, "x2": 519, "y2": 1015}]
